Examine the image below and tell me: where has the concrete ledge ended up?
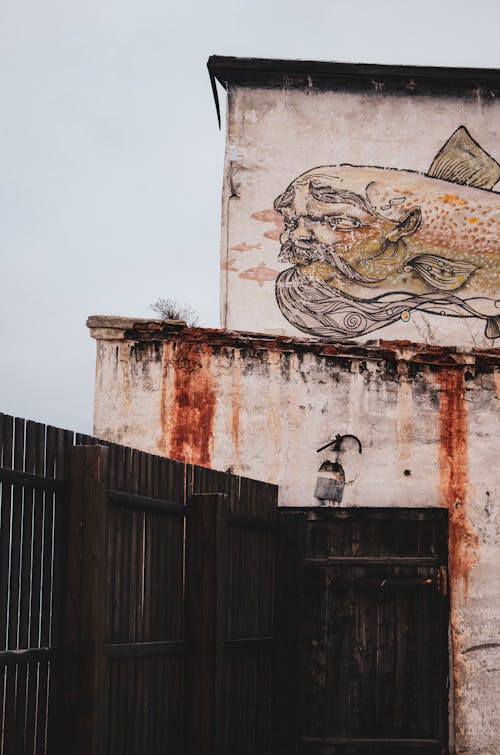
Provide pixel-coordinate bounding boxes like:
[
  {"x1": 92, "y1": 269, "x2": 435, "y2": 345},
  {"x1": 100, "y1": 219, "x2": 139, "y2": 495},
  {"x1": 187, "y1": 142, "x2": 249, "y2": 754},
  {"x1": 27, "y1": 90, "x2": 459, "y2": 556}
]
[
  {"x1": 86, "y1": 315, "x2": 500, "y2": 368},
  {"x1": 86, "y1": 315, "x2": 187, "y2": 342}
]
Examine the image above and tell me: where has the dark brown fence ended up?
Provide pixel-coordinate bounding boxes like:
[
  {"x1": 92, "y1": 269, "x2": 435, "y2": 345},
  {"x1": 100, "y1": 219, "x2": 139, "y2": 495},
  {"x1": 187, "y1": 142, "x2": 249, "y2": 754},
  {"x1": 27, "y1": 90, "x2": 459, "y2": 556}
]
[
  {"x1": 0, "y1": 415, "x2": 72, "y2": 755},
  {"x1": 187, "y1": 494, "x2": 278, "y2": 755},
  {"x1": 0, "y1": 413, "x2": 279, "y2": 755}
]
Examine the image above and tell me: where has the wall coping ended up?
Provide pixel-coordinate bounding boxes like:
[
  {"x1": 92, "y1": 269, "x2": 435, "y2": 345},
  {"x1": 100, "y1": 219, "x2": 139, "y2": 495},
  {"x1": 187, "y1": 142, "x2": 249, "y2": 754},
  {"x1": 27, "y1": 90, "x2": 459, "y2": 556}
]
[{"x1": 86, "y1": 315, "x2": 500, "y2": 369}]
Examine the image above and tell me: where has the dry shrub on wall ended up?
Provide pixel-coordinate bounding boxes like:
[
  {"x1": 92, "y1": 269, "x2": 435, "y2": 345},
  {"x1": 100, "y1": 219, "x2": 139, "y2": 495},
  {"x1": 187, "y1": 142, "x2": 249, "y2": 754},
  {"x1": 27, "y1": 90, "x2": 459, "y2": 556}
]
[{"x1": 150, "y1": 297, "x2": 199, "y2": 326}]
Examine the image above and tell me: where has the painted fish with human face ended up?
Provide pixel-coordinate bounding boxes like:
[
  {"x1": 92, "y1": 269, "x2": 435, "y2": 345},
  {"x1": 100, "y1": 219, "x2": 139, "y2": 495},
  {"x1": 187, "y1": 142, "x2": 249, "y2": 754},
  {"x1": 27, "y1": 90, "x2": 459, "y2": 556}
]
[{"x1": 274, "y1": 127, "x2": 500, "y2": 340}]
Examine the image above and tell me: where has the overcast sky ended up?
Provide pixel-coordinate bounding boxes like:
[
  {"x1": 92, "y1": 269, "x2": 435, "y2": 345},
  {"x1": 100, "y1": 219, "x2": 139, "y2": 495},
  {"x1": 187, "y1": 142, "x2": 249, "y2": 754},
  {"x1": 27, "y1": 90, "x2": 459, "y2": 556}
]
[{"x1": 1, "y1": 0, "x2": 499, "y2": 433}]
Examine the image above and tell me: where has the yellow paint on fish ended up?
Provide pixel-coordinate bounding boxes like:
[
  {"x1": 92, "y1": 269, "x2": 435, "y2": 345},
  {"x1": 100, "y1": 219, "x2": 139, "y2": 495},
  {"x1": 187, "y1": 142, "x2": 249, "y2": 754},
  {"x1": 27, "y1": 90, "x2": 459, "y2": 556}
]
[
  {"x1": 283, "y1": 164, "x2": 500, "y2": 302},
  {"x1": 273, "y1": 126, "x2": 500, "y2": 340},
  {"x1": 440, "y1": 194, "x2": 468, "y2": 207}
]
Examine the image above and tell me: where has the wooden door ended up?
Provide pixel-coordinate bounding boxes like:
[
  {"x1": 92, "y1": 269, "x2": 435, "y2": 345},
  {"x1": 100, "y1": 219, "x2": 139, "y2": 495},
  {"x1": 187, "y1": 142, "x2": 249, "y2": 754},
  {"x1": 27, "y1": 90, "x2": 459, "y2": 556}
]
[{"x1": 279, "y1": 508, "x2": 449, "y2": 755}]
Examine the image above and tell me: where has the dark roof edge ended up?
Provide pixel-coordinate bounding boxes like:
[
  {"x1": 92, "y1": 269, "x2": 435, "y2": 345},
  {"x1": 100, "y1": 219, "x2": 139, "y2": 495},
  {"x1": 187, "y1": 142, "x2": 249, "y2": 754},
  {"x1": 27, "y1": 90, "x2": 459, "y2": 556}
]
[
  {"x1": 207, "y1": 55, "x2": 500, "y2": 89},
  {"x1": 207, "y1": 55, "x2": 500, "y2": 128}
]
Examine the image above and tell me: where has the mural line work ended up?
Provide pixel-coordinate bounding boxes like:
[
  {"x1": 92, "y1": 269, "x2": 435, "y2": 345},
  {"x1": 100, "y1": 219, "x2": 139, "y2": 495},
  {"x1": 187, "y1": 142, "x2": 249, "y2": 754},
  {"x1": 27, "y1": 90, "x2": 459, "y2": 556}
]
[{"x1": 273, "y1": 127, "x2": 500, "y2": 340}]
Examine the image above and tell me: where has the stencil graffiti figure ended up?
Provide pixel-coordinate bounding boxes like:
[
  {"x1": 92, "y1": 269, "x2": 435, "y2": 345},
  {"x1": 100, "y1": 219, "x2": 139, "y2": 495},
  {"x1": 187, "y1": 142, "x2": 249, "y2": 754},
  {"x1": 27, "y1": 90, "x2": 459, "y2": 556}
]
[{"x1": 274, "y1": 127, "x2": 500, "y2": 340}]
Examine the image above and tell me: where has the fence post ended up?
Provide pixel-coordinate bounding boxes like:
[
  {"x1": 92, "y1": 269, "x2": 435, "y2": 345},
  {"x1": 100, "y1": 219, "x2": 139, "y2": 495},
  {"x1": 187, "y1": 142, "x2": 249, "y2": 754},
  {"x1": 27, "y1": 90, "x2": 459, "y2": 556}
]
[
  {"x1": 64, "y1": 444, "x2": 109, "y2": 755},
  {"x1": 275, "y1": 510, "x2": 307, "y2": 755},
  {"x1": 185, "y1": 493, "x2": 228, "y2": 755}
]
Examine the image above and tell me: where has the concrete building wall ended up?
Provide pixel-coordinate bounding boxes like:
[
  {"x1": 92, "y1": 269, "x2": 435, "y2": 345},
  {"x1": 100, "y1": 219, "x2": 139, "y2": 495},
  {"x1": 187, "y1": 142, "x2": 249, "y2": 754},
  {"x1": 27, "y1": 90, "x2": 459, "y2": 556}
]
[{"x1": 88, "y1": 315, "x2": 499, "y2": 754}]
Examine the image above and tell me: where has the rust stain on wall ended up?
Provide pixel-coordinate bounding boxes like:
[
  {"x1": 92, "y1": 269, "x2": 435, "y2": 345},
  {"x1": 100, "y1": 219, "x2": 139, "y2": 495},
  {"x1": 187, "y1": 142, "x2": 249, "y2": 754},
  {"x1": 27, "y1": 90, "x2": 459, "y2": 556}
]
[
  {"x1": 437, "y1": 367, "x2": 479, "y2": 597},
  {"x1": 160, "y1": 342, "x2": 216, "y2": 467},
  {"x1": 437, "y1": 366, "x2": 480, "y2": 744}
]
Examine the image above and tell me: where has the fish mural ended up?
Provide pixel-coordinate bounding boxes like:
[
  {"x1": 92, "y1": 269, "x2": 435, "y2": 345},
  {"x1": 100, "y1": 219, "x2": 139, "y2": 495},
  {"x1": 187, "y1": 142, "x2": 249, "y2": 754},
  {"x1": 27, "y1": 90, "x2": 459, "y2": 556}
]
[
  {"x1": 221, "y1": 257, "x2": 239, "y2": 271},
  {"x1": 251, "y1": 209, "x2": 285, "y2": 240},
  {"x1": 273, "y1": 127, "x2": 500, "y2": 341},
  {"x1": 239, "y1": 261, "x2": 280, "y2": 286},
  {"x1": 230, "y1": 242, "x2": 262, "y2": 252}
]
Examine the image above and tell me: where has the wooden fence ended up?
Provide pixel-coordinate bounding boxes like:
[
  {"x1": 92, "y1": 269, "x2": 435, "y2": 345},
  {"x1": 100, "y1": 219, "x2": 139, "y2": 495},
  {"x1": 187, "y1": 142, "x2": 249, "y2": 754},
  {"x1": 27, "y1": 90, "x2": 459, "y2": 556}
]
[{"x1": 0, "y1": 413, "x2": 279, "y2": 755}]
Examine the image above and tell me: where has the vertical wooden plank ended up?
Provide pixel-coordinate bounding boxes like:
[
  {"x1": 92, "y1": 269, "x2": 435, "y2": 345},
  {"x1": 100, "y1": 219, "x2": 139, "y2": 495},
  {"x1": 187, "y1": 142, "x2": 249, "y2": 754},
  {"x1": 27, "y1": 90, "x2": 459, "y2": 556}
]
[
  {"x1": 15, "y1": 422, "x2": 37, "y2": 751},
  {"x1": 123, "y1": 656, "x2": 135, "y2": 755},
  {"x1": 105, "y1": 445, "x2": 116, "y2": 641},
  {"x1": 20, "y1": 424, "x2": 36, "y2": 641},
  {"x1": 116, "y1": 660, "x2": 127, "y2": 755},
  {"x1": 214, "y1": 497, "x2": 228, "y2": 755},
  {"x1": 137, "y1": 451, "x2": 149, "y2": 643},
  {"x1": 111, "y1": 444, "x2": 126, "y2": 644},
  {"x1": 54, "y1": 426, "x2": 73, "y2": 482},
  {"x1": 8, "y1": 418, "x2": 25, "y2": 648},
  {"x1": 0, "y1": 415, "x2": 13, "y2": 651},
  {"x1": 45, "y1": 427, "x2": 72, "y2": 755},
  {"x1": 142, "y1": 456, "x2": 153, "y2": 645},
  {"x1": 0, "y1": 414, "x2": 13, "y2": 755},
  {"x1": 185, "y1": 493, "x2": 228, "y2": 755},
  {"x1": 3, "y1": 419, "x2": 25, "y2": 753},
  {"x1": 140, "y1": 656, "x2": 151, "y2": 755},
  {"x1": 132, "y1": 452, "x2": 144, "y2": 755},
  {"x1": 30, "y1": 423, "x2": 46, "y2": 652},
  {"x1": 63, "y1": 444, "x2": 109, "y2": 755},
  {"x1": 275, "y1": 510, "x2": 307, "y2": 755},
  {"x1": 62, "y1": 438, "x2": 83, "y2": 746},
  {"x1": 438, "y1": 514, "x2": 450, "y2": 748},
  {"x1": 152, "y1": 653, "x2": 163, "y2": 755},
  {"x1": 33, "y1": 423, "x2": 47, "y2": 755},
  {"x1": 128, "y1": 451, "x2": 140, "y2": 644},
  {"x1": 103, "y1": 445, "x2": 116, "y2": 754},
  {"x1": 155, "y1": 461, "x2": 168, "y2": 641},
  {"x1": 118, "y1": 450, "x2": 132, "y2": 646}
]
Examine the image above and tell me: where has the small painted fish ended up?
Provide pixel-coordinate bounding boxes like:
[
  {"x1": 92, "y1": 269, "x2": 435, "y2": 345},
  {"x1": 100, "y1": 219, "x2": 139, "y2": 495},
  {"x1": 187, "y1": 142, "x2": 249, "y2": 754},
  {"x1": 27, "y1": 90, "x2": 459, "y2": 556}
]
[
  {"x1": 239, "y1": 261, "x2": 279, "y2": 286},
  {"x1": 230, "y1": 242, "x2": 262, "y2": 252},
  {"x1": 221, "y1": 257, "x2": 239, "y2": 271},
  {"x1": 251, "y1": 209, "x2": 285, "y2": 241}
]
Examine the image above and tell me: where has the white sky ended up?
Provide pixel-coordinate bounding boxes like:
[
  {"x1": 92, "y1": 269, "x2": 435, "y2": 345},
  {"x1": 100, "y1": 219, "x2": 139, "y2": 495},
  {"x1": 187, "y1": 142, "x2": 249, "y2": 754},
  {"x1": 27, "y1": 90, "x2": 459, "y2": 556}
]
[{"x1": 1, "y1": 0, "x2": 499, "y2": 433}]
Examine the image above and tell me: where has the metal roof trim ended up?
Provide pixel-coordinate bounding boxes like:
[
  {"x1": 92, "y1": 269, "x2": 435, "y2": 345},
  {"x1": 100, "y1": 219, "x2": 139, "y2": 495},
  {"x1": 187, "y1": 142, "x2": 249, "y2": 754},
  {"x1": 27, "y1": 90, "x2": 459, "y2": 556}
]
[
  {"x1": 207, "y1": 55, "x2": 500, "y2": 126},
  {"x1": 207, "y1": 55, "x2": 500, "y2": 89}
]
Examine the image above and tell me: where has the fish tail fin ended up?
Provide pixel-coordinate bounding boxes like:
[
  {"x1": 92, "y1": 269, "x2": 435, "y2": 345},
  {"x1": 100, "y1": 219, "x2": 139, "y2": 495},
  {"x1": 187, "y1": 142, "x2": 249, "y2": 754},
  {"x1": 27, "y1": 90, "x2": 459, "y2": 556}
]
[{"x1": 485, "y1": 314, "x2": 500, "y2": 340}]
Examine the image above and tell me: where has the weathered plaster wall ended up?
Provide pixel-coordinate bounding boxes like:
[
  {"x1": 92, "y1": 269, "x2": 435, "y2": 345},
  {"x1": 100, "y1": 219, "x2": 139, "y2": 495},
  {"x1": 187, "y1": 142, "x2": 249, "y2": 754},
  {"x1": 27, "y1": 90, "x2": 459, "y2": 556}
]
[
  {"x1": 88, "y1": 317, "x2": 499, "y2": 754},
  {"x1": 221, "y1": 84, "x2": 500, "y2": 350}
]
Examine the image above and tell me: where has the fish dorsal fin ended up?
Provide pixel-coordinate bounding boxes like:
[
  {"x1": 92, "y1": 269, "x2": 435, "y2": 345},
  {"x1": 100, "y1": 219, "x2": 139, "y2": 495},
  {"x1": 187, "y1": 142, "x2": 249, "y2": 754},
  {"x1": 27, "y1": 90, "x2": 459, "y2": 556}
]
[{"x1": 427, "y1": 126, "x2": 500, "y2": 190}]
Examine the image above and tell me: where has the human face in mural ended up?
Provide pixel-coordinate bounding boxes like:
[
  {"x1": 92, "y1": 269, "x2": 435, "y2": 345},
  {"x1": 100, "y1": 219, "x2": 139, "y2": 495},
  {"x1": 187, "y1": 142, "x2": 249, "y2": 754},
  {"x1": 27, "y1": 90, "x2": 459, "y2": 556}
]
[
  {"x1": 273, "y1": 128, "x2": 500, "y2": 341},
  {"x1": 274, "y1": 172, "x2": 422, "y2": 285}
]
